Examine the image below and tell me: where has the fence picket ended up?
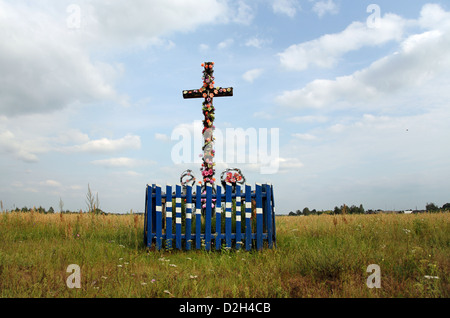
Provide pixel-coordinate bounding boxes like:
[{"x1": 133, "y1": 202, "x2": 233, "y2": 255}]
[
  {"x1": 235, "y1": 184, "x2": 242, "y2": 250},
  {"x1": 215, "y1": 185, "x2": 222, "y2": 250},
  {"x1": 166, "y1": 185, "x2": 173, "y2": 250},
  {"x1": 155, "y1": 185, "x2": 162, "y2": 250},
  {"x1": 264, "y1": 184, "x2": 273, "y2": 249},
  {"x1": 205, "y1": 184, "x2": 212, "y2": 251},
  {"x1": 175, "y1": 185, "x2": 182, "y2": 250},
  {"x1": 195, "y1": 185, "x2": 202, "y2": 250},
  {"x1": 185, "y1": 185, "x2": 192, "y2": 250},
  {"x1": 245, "y1": 184, "x2": 252, "y2": 251},
  {"x1": 255, "y1": 183, "x2": 263, "y2": 251},
  {"x1": 225, "y1": 182, "x2": 232, "y2": 249}
]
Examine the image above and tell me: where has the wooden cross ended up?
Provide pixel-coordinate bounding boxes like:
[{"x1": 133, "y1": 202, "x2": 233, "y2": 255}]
[{"x1": 182, "y1": 62, "x2": 233, "y2": 188}]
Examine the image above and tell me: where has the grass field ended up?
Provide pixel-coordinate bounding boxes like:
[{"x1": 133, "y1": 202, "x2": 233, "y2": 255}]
[{"x1": 0, "y1": 211, "x2": 448, "y2": 298}]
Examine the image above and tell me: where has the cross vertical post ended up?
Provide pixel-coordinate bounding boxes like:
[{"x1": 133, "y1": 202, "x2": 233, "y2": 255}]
[{"x1": 183, "y1": 62, "x2": 233, "y2": 189}]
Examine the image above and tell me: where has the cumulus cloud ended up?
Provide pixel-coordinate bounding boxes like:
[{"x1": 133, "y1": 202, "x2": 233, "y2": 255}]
[
  {"x1": 91, "y1": 157, "x2": 155, "y2": 168},
  {"x1": 242, "y1": 68, "x2": 264, "y2": 83},
  {"x1": 0, "y1": 1, "x2": 124, "y2": 117},
  {"x1": 0, "y1": 129, "x2": 39, "y2": 163},
  {"x1": 276, "y1": 4, "x2": 450, "y2": 109},
  {"x1": 63, "y1": 135, "x2": 141, "y2": 154},
  {"x1": 0, "y1": 0, "x2": 244, "y2": 118},
  {"x1": 272, "y1": 0, "x2": 301, "y2": 18},
  {"x1": 278, "y1": 13, "x2": 406, "y2": 71},
  {"x1": 312, "y1": 0, "x2": 339, "y2": 18}
]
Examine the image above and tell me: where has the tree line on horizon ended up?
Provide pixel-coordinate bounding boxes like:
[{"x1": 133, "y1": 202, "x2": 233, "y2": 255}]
[{"x1": 288, "y1": 202, "x2": 450, "y2": 216}]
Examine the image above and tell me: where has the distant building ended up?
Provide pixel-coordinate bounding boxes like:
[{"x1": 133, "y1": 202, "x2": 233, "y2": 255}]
[{"x1": 404, "y1": 210, "x2": 413, "y2": 214}]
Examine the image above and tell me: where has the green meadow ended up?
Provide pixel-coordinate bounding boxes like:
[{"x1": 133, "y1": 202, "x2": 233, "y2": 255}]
[{"x1": 0, "y1": 211, "x2": 448, "y2": 298}]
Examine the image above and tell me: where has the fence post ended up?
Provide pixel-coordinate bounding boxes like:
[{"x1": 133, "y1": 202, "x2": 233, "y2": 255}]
[
  {"x1": 264, "y1": 184, "x2": 273, "y2": 249},
  {"x1": 255, "y1": 183, "x2": 263, "y2": 251},
  {"x1": 225, "y1": 182, "x2": 232, "y2": 249},
  {"x1": 245, "y1": 184, "x2": 252, "y2": 251},
  {"x1": 155, "y1": 185, "x2": 163, "y2": 251},
  {"x1": 195, "y1": 185, "x2": 202, "y2": 250},
  {"x1": 215, "y1": 185, "x2": 222, "y2": 250},
  {"x1": 175, "y1": 185, "x2": 182, "y2": 250},
  {"x1": 205, "y1": 184, "x2": 212, "y2": 251},
  {"x1": 235, "y1": 184, "x2": 242, "y2": 250},
  {"x1": 185, "y1": 185, "x2": 193, "y2": 250},
  {"x1": 166, "y1": 185, "x2": 173, "y2": 250},
  {"x1": 271, "y1": 184, "x2": 276, "y2": 248}
]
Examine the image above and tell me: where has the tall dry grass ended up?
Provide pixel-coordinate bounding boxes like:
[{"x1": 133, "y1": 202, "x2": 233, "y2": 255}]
[{"x1": 0, "y1": 212, "x2": 448, "y2": 297}]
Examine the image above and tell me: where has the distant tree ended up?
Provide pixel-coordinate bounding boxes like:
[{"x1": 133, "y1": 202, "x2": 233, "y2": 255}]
[
  {"x1": 442, "y1": 203, "x2": 450, "y2": 210},
  {"x1": 288, "y1": 211, "x2": 296, "y2": 216},
  {"x1": 426, "y1": 202, "x2": 439, "y2": 212},
  {"x1": 333, "y1": 206, "x2": 341, "y2": 215},
  {"x1": 48, "y1": 206, "x2": 55, "y2": 213},
  {"x1": 359, "y1": 204, "x2": 365, "y2": 214},
  {"x1": 302, "y1": 207, "x2": 310, "y2": 216},
  {"x1": 295, "y1": 209, "x2": 301, "y2": 216}
]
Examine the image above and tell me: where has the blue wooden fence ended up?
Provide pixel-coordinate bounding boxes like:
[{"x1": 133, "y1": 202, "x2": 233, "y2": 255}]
[{"x1": 144, "y1": 183, "x2": 276, "y2": 251}]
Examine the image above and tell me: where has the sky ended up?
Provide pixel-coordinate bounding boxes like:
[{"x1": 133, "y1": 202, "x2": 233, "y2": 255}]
[{"x1": 1, "y1": 0, "x2": 449, "y2": 214}]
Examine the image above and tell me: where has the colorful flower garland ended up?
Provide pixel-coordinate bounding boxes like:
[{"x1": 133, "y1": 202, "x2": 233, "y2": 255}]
[{"x1": 199, "y1": 62, "x2": 217, "y2": 188}]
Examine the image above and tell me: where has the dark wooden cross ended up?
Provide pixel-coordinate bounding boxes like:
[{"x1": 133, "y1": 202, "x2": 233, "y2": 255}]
[{"x1": 182, "y1": 62, "x2": 233, "y2": 188}]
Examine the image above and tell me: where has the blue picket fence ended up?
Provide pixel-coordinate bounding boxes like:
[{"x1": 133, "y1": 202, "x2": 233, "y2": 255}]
[{"x1": 144, "y1": 183, "x2": 276, "y2": 251}]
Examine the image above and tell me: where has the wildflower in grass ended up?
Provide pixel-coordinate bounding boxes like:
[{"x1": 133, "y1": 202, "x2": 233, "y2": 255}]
[
  {"x1": 169, "y1": 264, "x2": 177, "y2": 267},
  {"x1": 117, "y1": 264, "x2": 123, "y2": 268},
  {"x1": 403, "y1": 228, "x2": 411, "y2": 234},
  {"x1": 124, "y1": 262, "x2": 129, "y2": 265},
  {"x1": 164, "y1": 290, "x2": 172, "y2": 295},
  {"x1": 151, "y1": 279, "x2": 156, "y2": 283},
  {"x1": 101, "y1": 276, "x2": 107, "y2": 280},
  {"x1": 141, "y1": 282, "x2": 147, "y2": 286},
  {"x1": 189, "y1": 275, "x2": 198, "y2": 279}
]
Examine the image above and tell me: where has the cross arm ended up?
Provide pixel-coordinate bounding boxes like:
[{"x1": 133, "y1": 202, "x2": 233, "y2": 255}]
[{"x1": 182, "y1": 87, "x2": 233, "y2": 99}]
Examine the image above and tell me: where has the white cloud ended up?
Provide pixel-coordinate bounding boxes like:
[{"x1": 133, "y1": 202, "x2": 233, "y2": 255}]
[
  {"x1": 272, "y1": 0, "x2": 301, "y2": 18},
  {"x1": 63, "y1": 135, "x2": 141, "y2": 154},
  {"x1": 312, "y1": 0, "x2": 338, "y2": 18},
  {"x1": 0, "y1": 0, "x2": 244, "y2": 118},
  {"x1": 155, "y1": 133, "x2": 171, "y2": 142},
  {"x1": 88, "y1": 0, "x2": 231, "y2": 46},
  {"x1": 278, "y1": 13, "x2": 406, "y2": 71},
  {"x1": 0, "y1": 129, "x2": 39, "y2": 163},
  {"x1": 217, "y1": 38, "x2": 234, "y2": 50},
  {"x1": 292, "y1": 133, "x2": 317, "y2": 141},
  {"x1": 287, "y1": 115, "x2": 329, "y2": 123},
  {"x1": 91, "y1": 157, "x2": 154, "y2": 168},
  {"x1": 242, "y1": 68, "x2": 264, "y2": 83},
  {"x1": 40, "y1": 180, "x2": 62, "y2": 188},
  {"x1": 231, "y1": 1, "x2": 255, "y2": 25},
  {"x1": 199, "y1": 43, "x2": 210, "y2": 52},
  {"x1": 245, "y1": 37, "x2": 272, "y2": 49},
  {"x1": 0, "y1": 1, "x2": 124, "y2": 117},
  {"x1": 278, "y1": 157, "x2": 304, "y2": 171},
  {"x1": 277, "y1": 5, "x2": 450, "y2": 109}
]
